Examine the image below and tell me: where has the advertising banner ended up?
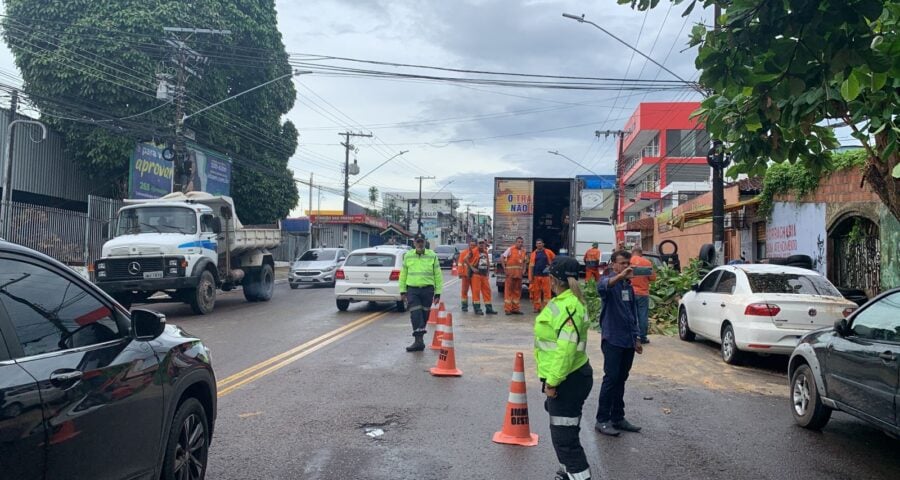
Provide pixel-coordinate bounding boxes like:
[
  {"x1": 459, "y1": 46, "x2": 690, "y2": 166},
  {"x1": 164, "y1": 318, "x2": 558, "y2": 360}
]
[
  {"x1": 766, "y1": 202, "x2": 826, "y2": 275},
  {"x1": 128, "y1": 143, "x2": 232, "y2": 199},
  {"x1": 494, "y1": 179, "x2": 534, "y2": 249}
]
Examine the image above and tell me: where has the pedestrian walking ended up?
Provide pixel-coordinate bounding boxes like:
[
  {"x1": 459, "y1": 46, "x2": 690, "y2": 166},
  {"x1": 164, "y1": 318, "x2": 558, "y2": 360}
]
[
  {"x1": 467, "y1": 239, "x2": 498, "y2": 315},
  {"x1": 583, "y1": 242, "x2": 602, "y2": 282},
  {"x1": 594, "y1": 250, "x2": 643, "y2": 437},
  {"x1": 529, "y1": 239, "x2": 556, "y2": 313},
  {"x1": 630, "y1": 245, "x2": 656, "y2": 344},
  {"x1": 399, "y1": 234, "x2": 443, "y2": 352},
  {"x1": 458, "y1": 240, "x2": 478, "y2": 312},
  {"x1": 535, "y1": 257, "x2": 594, "y2": 480},
  {"x1": 501, "y1": 236, "x2": 527, "y2": 315}
]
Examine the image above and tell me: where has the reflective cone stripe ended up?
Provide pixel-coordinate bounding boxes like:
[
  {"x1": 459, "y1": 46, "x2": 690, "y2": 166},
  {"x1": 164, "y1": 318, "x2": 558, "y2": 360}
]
[
  {"x1": 426, "y1": 304, "x2": 439, "y2": 325},
  {"x1": 451, "y1": 262, "x2": 458, "y2": 275},
  {"x1": 430, "y1": 326, "x2": 462, "y2": 377},
  {"x1": 492, "y1": 352, "x2": 538, "y2": 446},
  {"x1": 430, "y1": 311, "x2": 450, "y2": 350}
]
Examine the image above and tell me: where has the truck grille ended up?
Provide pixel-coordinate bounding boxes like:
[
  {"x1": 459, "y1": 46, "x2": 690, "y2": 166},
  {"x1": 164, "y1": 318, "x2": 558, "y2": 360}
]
[{"x1": 105, "y1": 258, "x2": 165, "y2": 280}]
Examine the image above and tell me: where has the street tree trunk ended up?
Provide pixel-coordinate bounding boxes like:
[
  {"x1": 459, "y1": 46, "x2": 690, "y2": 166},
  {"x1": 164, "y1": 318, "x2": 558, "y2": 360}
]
[{"x1": 868, "y1": 133, "x2": 900, "y2": 223}]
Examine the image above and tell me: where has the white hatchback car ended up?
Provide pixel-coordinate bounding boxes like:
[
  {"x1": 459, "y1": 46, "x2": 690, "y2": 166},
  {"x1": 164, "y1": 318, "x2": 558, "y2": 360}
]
[
  {"x1": 334, "y1": 246, "x2": 408, "y2": 312},
  {"x1": 678, "y1": 264, "x2": 858, "y2": 364}
]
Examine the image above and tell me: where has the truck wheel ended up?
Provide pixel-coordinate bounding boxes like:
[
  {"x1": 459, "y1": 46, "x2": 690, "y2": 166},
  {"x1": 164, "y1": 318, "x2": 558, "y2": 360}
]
[
  {"x1": 243, "y1": 269, "x2": 259, "y2": 302},
  {"x1": 255, "y1": 264, "x2": 275, "y2": 302},
  {"x1": 188, "y1": 271, "x2": 216, "y2": 315}
]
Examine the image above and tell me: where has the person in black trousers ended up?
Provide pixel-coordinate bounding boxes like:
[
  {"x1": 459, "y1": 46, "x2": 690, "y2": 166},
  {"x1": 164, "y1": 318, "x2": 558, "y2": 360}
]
[{"x1": 594, "y1": 250, "x2": 643, "y2": 436}]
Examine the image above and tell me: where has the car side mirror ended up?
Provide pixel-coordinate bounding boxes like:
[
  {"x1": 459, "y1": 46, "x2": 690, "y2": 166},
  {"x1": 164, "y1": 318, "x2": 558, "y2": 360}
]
[
  {"x1": 691, "y1": 283, "x2": 700, "y2": 292},
  {"x1": 834, "y1": 318, "x2": 849, "y2": 337},
  {"x1": 132, "y1": 309, "x2": 166, "y2": 341},
  {"x1": 211, "y1": 217, "x2": 222, "y2": 234},
  {"x1": 338, "y1": 257, "x2": 346, "y2": 262}
]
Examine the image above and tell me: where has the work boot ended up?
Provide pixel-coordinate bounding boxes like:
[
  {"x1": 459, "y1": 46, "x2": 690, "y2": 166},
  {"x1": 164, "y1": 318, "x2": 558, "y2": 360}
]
[
  {"x1": 485, "y1": 304, "x2": 499, "y2": 315},
  {"x1": 612, "y1": 419, "x2": 642, "y2": 433},
  {"x1": 595, "y1": 422, "x2": 621, "y2": 437},
  {"x1": 405, "y1": 333, "x2": 425, "y2": 352},
  {"x1": 461, "y1": 301, "x2": 468, "y2": 313},
  {"x1": 473, "y1": 304, "x2": 484, "y2": 315}
]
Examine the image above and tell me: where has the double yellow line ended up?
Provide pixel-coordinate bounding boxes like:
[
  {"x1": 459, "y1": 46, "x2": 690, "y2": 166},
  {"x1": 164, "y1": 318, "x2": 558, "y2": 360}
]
[{"x1": 217, "y1": 309, "x2": 390, "y2": 397}]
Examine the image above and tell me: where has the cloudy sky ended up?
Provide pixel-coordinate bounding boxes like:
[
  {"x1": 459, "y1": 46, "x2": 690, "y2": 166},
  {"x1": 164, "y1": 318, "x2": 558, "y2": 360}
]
[{"x1": 0, "y1": 0, "x2": 714, "y2": 215}]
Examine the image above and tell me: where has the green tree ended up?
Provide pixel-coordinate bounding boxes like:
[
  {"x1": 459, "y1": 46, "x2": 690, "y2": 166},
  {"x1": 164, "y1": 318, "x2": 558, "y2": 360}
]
[
  {"x1": 619, "y1": 0, "x2": 900, "y2": 221},
  {"x1": 2, "y1": 0, "x2": 298, "y2": 224},
  {"x1": 368, "y1": 186, "x2": 379, "y2": 208}
]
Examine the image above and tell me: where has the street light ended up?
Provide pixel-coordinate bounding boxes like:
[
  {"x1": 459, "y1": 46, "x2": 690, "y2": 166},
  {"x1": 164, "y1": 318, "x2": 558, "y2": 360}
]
[
  {"x1": 349, "y1": 150, "x2": 408, "y2": 187},
  {"x1": 548, "y1": 150, "x2": 604, "y2": 177},
  {"x1": 561, "y1": 13, "x2": 705, "y2": 95},
  {"x1": 183, "y1": 69, "x2": 313, "y2": 121},
  {"x1": 1, "y1": 119, "x2": 48, "y2": 238}
]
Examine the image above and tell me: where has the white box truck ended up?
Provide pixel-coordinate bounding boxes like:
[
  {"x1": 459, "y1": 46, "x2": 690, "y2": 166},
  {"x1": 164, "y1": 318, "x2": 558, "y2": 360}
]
[{"x1": 93, "y1": 191, "x2": 281, "y2": 314}]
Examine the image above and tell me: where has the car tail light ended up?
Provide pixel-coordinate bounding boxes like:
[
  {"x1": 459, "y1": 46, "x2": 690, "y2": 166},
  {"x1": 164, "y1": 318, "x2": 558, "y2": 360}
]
[
  {"x1": 744, "y1": 303, "x2": 781, "y2": 316},
  {"x1": 389, "y1": 270, "x2": 400, "y2": 281},
  {"x1": 335, "y1": 269, "x2": 345, "y2": 280},
  {"x1": 842, "y1": 307, "x2": 857, "y2": 318}
]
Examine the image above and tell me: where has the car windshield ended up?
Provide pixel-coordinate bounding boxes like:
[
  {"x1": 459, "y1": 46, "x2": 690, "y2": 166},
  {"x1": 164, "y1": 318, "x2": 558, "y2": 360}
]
[
  {"x1": 746, "y1": 273, "x2": 841, "y2": 296},
  {"x1": 298, "y1": 250, "x2": 336, "y2": 261},
  {"x1": 435, "y1": 246, "x2": 455, "y2": 254},
  {"x1": 345, "y1": 253, "x2": 396, "y2": 267},
  {"x1": 454, "y1": 244, "x2": 468, "y2": 251},
  {"x1": 116, "y1": 207, "x2": 197, "y2": 235}
]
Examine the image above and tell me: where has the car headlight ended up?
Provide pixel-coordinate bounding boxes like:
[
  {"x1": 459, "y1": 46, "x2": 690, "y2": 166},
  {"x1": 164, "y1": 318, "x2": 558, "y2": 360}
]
[
  {"x1": 96, "y1": 262, "x2": 106, "y2": 271},
  {"x1": 168, "y1": 259, "x2": 178, "y2": 267},
  {"x1": 323, "y1": 265, "x2": 336, "y2": 272},
  {"x1": 97, "y1": 271, "x2": 107, "y2": 278}
]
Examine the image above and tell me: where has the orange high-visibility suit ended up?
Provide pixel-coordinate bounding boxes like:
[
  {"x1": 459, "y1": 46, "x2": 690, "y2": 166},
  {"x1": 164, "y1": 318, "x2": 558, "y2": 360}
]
[
  {"x1": 528, "y1": 248, "x2": 556, "y2": 312},
  {"x1": 467, "y1": 247, "x2": 494, "y2": 312},
  {"x1": 501, "y1": 245, "x2": 527, "y2": 314},
  {"x1": 458, "y1": 247, "x2": 476, "y2": 311},
  {"x1": 584, "y1": 247, "x2": 602, "y2": 282}
]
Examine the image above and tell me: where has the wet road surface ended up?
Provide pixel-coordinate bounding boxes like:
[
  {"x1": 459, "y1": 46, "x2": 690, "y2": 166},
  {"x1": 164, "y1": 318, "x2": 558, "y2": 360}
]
[{"x1": 152, "y1": 272, "x2": 900, "y2": 480}]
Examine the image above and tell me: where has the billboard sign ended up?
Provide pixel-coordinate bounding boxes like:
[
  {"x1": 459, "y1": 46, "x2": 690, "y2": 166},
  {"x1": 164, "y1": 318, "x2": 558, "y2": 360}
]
[
  {"x1": 128, "y1": 143, "x2": 232, "y2": 199},
  {"x1": 494, "y1": 179, "x2": 534, "y2": 248}
]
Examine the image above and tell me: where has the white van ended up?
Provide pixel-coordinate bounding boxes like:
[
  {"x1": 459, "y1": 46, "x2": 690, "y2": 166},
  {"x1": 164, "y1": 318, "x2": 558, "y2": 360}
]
[{"x1": 574, "y1": 220, "x2": 616, "y2": 265}]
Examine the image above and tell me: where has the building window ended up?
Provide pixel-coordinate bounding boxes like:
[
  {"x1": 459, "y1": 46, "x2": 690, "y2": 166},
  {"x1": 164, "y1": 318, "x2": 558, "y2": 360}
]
[{"x1": 666, "y1": 129, "x2": 710, "y2": 157}]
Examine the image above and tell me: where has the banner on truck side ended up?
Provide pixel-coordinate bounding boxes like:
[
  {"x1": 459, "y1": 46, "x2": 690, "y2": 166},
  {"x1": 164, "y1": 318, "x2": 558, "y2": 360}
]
[
  {"x1": 128, "y1": 142, "x2": 232, "y2": 199},
  {"x1": 494, "y1": 179, "x2": 534, "y2": 247}
]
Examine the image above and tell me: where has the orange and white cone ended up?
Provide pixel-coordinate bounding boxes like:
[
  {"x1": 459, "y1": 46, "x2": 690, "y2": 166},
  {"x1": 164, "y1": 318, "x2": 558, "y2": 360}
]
[
  {"x1": 427, "y1": 300, "x2": 446, "y2": 325},
  {"x1": 429, "y1": 310, "x2": 450, "y2": 350},
  {"x1": 492, "y1": 352, "x2": 538, "y2": 446},
  {"x1": 451, "y1": 261, "x2": 458, "y2": 275},
  {"x1": 430, "y1": 325, "x2": 462, "y2": 377}
]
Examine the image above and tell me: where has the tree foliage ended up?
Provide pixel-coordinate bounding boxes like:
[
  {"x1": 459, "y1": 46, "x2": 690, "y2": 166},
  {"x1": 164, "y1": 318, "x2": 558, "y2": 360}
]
[
  {"x1": 619, "y1": 0, "x2": 900, "y2": 221},
  {"x1": 2, "y1": 0, "x2": 298, "y2": 224}
]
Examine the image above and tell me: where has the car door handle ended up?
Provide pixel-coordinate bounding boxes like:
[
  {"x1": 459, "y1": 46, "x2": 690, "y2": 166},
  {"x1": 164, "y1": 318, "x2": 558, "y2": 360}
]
[
  {"x1": 720, "y1": 303, "x2": 726, "y2": 308},
  {"x1": 50, "y1": 369, "x2": 83, "y2": 388},
  {"x1": 702, "y1": 301, "x2": 707, "y2": 306},
  {"x1": 879, "y1": 351, "x2": 896, "y2": 361}
]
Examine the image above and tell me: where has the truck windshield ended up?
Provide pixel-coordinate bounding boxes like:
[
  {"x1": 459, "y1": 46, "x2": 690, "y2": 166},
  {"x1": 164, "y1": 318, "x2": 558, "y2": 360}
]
[{"x1": 117, "y1": 207, "x2": 197, "y2": 236}]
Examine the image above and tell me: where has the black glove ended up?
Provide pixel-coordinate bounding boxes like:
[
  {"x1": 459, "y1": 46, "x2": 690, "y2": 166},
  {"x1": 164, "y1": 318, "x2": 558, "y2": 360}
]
[{"x1": 433, "y1": 294, "x2": 441, "y2": 302}]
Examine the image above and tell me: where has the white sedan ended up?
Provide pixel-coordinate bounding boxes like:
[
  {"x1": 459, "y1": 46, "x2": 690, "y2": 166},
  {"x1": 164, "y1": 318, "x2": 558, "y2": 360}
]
[
  {"x1": 334, "y1": 246, "x2": 408, "y2": 312},
  {"x1": 678, "y1": 264, "x2": 858, "y2": 364}
]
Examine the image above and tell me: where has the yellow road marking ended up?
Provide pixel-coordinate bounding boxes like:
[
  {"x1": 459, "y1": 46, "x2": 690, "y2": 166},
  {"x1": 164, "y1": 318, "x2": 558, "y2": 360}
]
[{"x1": 216, "y1": 309, "x2": 389, "y2": 392}]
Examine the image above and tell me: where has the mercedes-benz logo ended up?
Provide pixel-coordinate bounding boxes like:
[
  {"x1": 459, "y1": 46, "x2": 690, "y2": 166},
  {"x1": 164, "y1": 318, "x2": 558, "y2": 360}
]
[
  {"x1": 364, "y1": 273, "x2": 369, "y2": 279},
  {"x1": 128, "y1": 262, "x2": 142, "y2": 275}
]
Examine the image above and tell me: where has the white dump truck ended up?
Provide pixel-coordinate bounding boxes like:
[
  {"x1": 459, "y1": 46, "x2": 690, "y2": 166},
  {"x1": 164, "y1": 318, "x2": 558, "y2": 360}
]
[{"x1": 93, "y1": 191, "x2": 281, "y2": 314}]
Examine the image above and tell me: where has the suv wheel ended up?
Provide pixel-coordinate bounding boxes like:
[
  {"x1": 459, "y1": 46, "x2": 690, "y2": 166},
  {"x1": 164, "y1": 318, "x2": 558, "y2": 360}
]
[
  {"x1": 336, "y1": 299, "x2": 350, "y2": 312},
  {"x1": 791, "y1": 364, "x2": 832, "y2": 429},
  {"x1": 162, "y1": 398, "x2": 209, "y2": 480},
  {"x1": 678, "y1": 308, "x2": 695, "y2": 342},
  {"x1": 720, "y1": 324, "x2": 742, "y2": 365}
]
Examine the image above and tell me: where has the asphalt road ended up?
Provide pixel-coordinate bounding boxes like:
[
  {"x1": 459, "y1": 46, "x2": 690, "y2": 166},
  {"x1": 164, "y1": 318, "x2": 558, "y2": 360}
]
[{"x1": 150, "y1": 272, "x2": 900, "y2": 480}]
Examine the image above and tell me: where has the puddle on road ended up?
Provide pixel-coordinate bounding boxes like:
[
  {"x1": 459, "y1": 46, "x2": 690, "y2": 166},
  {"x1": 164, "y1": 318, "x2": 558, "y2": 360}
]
[{"x1": 357, "y1": 412, "x2": 406, "y2": 440}]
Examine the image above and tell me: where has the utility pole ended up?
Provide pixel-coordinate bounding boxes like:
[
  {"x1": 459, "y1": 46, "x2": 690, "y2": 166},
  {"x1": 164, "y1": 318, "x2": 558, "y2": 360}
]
[
  {"x1": 340, "y1": 131, "x2": 371, "y2": 214},
  {"x1": 415, "y1": 175, "x2": 435, "y2": 235},
  {"x1": 308, "y1": 173, "x2": 314, "y2": 248},
  {"x1": 596, "y1": 129, "x2": 628, "y2": 226},
  {"x1": 465, "y1": 203, "x2": 474, "y2": 242},
  {"x1": 708, "y1": 6, "x2": 727, "y2": 266},
  {"x1": 162, "y1": 27, "x2": 230, "y2": 193}
]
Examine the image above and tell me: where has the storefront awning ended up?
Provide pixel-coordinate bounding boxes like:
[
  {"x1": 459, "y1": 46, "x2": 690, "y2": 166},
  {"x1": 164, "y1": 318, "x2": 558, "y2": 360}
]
[{"x1": 669, "y1": 197, "x2": 761, "y2": 230}]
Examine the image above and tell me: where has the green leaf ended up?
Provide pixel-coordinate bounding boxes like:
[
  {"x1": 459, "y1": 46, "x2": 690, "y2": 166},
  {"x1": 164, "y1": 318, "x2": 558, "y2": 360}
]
[
  {"x1": 892, "y1": 162, "x2": 900, "y2": 178},
  {"x1": 841, "y1": 74, "x2": 861, "y2": 101},
  {"x1": 872, "y1": 72, "x2": 888, "y2": 91}
]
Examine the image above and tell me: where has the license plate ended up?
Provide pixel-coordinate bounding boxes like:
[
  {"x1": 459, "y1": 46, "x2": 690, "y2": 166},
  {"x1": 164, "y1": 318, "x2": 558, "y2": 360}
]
[
  {"x1": 357, "y1": 288, "x2": 375, "y2": 294},
  {"x1": 143, "y1": 271, "x2": 163, "y2": 279},
  {"x1": 301, "y1": 278, "x2": 314, "y2": 282}
]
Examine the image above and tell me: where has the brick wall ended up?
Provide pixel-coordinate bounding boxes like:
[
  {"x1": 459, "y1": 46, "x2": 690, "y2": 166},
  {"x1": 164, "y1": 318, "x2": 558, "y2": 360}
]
[{"x1": 775, "y1": 169, "x2": 879, "y2": 205}]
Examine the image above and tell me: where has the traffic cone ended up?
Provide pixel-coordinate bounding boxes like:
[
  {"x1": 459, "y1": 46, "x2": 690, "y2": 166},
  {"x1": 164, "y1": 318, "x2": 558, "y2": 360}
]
[
  {"x1": 427, "y1": 304, "x2": 439, "y2": 325},
  {"x1": 430, "y1": 324, "x2": 462, "y2": 377},
  {"x1": 451, "y1": 261, "x2": 458, "y2": 275},
  {"x1": 429, "y1": 310, "x2": 450, "y2": 350},
  {"x1": 492, "y1": 352, "x2": 538, "y2": 446}
]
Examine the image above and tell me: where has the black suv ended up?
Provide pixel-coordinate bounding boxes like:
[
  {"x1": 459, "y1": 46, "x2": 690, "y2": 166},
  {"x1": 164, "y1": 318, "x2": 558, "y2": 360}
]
[
  {"x1": 0, "y1": 241, "x2": 217, "y2": 479},
  {"x1": 788, "y1": 287, "x2": 899, "y2": 437}
]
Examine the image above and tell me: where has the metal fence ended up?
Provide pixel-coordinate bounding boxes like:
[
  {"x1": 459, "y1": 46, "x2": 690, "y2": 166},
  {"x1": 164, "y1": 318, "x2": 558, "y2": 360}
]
[{"x1": 270, "y1": 233, "x2": 309, "y2": 262}]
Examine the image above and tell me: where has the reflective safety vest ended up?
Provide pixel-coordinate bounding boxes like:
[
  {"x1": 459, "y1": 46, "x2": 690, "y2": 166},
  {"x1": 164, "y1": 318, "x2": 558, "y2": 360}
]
[
  {"x1": 533, "y1": 289, "x2": 589, "y2": 387},
  {"x1": 503, "y1": 246, "x2": 527, "y2": 279},
  {"x1": 584, "y1": 247, "x2": 601, "y2": 268},
  {"x1": 399, "y1": 249, "x2": 443, "y2": 294}
]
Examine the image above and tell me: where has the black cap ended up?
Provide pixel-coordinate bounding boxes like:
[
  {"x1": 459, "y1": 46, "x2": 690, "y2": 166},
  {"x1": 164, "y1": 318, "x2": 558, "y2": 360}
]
[
  {"x1": 549, "y1": 257, "x2": 580, "y2": 281},
  {"x1": 414, "y1": 234, "x2": 425, "y2": 242}
]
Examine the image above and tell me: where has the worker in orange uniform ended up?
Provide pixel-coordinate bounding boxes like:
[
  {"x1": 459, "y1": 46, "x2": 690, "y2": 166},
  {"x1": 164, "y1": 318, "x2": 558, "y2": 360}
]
[
  {"x1": 584, "y1": 242, "x2": 602, "y2": 282},
  {"x1": 630, "y1": 245, "x2": 657, "y2": 344},
  {"x1": 458, "y1": 240, "x2": 478, "y2": 312},
  {"x1": 467, "y1": 239, "x2": 498, "y2": 315},
  {"x1": 500, "y1": 236, "x2": 527, "y2": 315},
  {"x1": 528, "y1": 238, "x2": 556, "y2": 313}
]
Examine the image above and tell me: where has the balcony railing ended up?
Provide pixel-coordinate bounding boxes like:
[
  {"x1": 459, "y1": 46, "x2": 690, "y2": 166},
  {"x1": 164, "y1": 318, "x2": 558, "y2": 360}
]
[{"x1": 641, "y1": 144, "x2": 660, "y2": 157}]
